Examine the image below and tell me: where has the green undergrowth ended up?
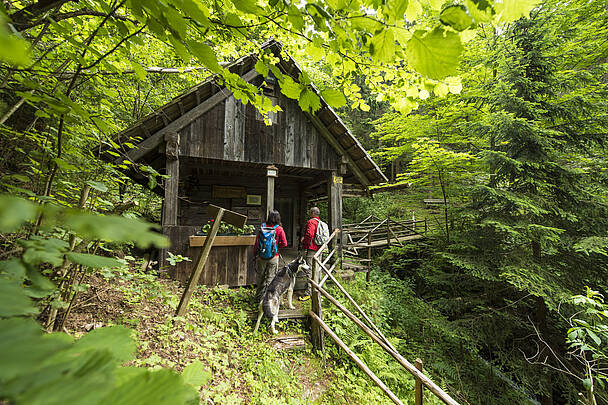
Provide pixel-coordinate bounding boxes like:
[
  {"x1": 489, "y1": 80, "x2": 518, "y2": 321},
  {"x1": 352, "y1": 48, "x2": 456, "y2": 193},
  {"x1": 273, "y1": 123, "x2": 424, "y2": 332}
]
[{"x1": 324, "y1": 266, "x2": 536, "y2": 404}]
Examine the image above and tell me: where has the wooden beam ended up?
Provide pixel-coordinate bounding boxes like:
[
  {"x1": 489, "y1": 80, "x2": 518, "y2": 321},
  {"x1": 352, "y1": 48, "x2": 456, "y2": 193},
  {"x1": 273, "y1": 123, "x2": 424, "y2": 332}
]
[
  {"x1": 305, "y1": 112, "x2": 371, "y2": 186},
  {"x1": 115, "y1": 68, "x2": 259, "y2": 164}
]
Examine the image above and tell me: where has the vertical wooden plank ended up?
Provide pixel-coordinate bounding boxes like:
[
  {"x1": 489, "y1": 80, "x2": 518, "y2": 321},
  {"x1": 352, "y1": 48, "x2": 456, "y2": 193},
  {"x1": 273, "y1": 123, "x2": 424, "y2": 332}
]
[
  {"x1": 235, "y1": 99, "x2": 245, "y2": 161},
  {"x1": 163, "y1": 135, "x2": 180, "y2": 227},
  {"x1": 237, "y1": 246, "x2": 248, "y2": 285},
  {"x1": 224, "y1": 96, "x2": 236, "y2": 160},
  {"x1": 246, "y1": 246, "x2": 256, "y2": 285},
  {"x1": 285, "y1": 97, "x2": 295, "y2": 166},
  {"x1": 415, "y1": 359, "x2": 424, "y2": 405}
]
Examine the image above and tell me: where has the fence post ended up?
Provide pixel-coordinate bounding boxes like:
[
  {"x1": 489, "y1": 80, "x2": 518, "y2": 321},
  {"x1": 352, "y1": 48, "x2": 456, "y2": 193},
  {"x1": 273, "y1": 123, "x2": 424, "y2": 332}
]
[
  {"x1": 366, "y1": 232, "x2": 372, "y2": 282},
  {"x1": 310, "y1": 257, "x2": 324, "y2": 351},
  {"x1": 386, "y1": 216, "x2": 391, "y2": 246},
  {"x1": 415, "y1": 358, "x2": 424, "y2": 405}
]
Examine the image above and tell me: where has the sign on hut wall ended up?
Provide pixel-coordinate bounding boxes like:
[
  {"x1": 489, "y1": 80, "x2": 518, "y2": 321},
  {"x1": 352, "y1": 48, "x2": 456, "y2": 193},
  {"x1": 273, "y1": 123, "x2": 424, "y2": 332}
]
[{"x1": 212, "y1": 185, "x2": 246, "y2": 198}]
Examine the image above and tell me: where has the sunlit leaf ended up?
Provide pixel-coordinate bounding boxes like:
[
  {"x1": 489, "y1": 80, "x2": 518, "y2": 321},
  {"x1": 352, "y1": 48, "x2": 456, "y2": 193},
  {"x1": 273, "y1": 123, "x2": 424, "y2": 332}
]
[
  {"x1": 406, "y1": 27, "x2": 464, "y2": 79},
  {"x1": 320, "y1": 89, "x2": 346, "y2": 109},
  {"x1": 440, "y1": 5, "x2": 473, "y2": 31}
]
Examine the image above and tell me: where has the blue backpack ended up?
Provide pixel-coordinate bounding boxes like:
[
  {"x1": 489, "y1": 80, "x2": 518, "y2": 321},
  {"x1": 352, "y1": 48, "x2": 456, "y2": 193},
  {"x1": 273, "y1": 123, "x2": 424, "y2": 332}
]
[{"x1": 257, "y1": 223, "x2": 279, "y2": 259}]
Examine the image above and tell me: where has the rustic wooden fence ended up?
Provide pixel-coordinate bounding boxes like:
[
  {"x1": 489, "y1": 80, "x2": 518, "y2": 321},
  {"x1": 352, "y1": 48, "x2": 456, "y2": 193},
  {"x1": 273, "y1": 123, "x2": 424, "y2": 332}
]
[
  {"x1": 309, "y1": 227, "x2": 459, "y2": 405},
  {"x1": 342, "y1": 215, "x2": 427, "y2": 280}
]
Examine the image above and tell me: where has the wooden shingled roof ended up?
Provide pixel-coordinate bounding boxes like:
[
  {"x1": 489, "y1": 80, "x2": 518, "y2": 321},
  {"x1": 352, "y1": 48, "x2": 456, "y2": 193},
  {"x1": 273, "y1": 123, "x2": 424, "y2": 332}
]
[{"x1": 101, "y1": 40, "x2": 387, "y2": 187}]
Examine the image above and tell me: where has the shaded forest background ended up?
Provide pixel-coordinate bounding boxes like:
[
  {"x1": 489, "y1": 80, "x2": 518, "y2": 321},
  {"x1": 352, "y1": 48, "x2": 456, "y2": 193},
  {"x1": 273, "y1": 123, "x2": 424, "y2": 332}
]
[{"x1": 1, "y1": 0, "x2": 608, "y2": 403}]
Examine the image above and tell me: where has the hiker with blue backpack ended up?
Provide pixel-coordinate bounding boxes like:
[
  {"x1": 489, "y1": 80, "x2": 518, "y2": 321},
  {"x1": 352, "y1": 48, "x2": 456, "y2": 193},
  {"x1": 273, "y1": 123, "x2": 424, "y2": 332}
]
[{"x1": 254, "y1": 209, "x2": 287, "y2": 303}]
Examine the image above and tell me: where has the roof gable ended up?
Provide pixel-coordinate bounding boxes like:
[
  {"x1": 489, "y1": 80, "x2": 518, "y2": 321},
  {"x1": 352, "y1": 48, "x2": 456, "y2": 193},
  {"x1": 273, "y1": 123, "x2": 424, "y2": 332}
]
[{"x1": 101, "y1": 40, "x2": 387, "y2": 186}]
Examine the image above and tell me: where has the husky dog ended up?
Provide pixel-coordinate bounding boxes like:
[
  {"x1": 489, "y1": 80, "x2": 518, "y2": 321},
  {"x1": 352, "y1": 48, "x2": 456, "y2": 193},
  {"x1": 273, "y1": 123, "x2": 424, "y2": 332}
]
[{"x1": 253, "y1": 257, "x2": 310, "y2": 334}]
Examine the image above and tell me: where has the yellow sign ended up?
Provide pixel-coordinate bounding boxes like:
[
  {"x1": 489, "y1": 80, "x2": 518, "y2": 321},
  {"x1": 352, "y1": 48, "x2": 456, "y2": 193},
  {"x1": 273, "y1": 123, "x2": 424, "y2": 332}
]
[{"x1": 333, "y1": 175, "x2": 343, "y2": 184}]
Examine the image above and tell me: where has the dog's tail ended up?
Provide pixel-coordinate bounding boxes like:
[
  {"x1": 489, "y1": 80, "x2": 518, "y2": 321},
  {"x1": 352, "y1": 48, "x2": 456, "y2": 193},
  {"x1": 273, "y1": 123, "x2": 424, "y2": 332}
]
[{"x1": 262, "y1": 295, "x2": 278, "y2": 319}]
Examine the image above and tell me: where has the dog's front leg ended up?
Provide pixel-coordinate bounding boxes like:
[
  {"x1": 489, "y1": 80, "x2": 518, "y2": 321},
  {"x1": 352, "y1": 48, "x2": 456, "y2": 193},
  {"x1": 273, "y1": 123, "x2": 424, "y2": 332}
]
[
  {"x1": 270, "y1": 315, "x2": 278, "y2": 334},
  {"x1": 253, "y1": 302, "x2": 264, "y2": 334},
  {"x1": 287, "y1": 287, "x2": 295, "y2": 310}
]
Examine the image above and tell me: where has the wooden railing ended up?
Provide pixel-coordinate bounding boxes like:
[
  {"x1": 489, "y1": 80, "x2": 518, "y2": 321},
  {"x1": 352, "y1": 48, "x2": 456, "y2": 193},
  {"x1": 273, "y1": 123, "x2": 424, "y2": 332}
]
[
  {"x1": 309, "y1": 234, "x2": 460, "y2": 405},
  {"x1": 342, "y1": 215, "x2": 427, "y2": 280}
]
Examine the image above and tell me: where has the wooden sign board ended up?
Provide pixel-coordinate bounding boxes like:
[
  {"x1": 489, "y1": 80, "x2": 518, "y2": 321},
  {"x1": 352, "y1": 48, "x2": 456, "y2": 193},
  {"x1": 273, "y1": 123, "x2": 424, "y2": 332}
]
[
  {"x1": 212, "y1": 185, "x2": 246, "y2": 199},
  {"x1": 206, "y1": 204, "x2": 247, "y2": 229}
]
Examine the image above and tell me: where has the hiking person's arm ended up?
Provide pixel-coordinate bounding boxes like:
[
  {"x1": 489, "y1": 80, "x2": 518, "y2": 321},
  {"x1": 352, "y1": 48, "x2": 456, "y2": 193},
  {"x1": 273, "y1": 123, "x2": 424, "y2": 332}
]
[{"x1": 277, "y1": 226, "x2": 287, "y2": 249}]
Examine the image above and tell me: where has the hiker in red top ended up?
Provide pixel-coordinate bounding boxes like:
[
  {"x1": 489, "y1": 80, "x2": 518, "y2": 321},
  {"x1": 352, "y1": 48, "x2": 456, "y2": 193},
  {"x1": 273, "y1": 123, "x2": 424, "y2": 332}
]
[
  {"x1": 299, "y1": 206, "x2": 321, "y2": 299},
  {"x1": 254, "y1": 209, "x2": 287, "y2": 303}
]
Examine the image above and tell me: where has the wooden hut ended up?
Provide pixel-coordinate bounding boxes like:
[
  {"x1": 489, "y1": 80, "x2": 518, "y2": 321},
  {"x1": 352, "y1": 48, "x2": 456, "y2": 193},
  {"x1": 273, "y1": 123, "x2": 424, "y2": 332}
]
[{"x1": 100, "y1": 40, "x2": 387, "y2": 287}]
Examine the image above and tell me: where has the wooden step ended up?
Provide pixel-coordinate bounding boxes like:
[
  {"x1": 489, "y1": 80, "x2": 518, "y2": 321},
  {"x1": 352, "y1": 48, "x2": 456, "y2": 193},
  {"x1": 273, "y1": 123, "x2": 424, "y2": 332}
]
[
  {"x1": 268, "y1": 335, "x2": 308, "y2": 351},
  {"x1": 247, "y1": 308, "x2": 309, "y2": 321}
]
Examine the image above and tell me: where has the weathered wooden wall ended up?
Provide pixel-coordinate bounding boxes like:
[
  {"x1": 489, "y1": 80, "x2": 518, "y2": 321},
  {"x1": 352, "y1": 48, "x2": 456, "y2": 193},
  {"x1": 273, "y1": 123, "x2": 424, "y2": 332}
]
[
  {"x1": 177, "y1": 94, "x2": 340, "y2": 170},
  {"x1": 163, "y1": 225, "x2": 256, "y2": 286}
]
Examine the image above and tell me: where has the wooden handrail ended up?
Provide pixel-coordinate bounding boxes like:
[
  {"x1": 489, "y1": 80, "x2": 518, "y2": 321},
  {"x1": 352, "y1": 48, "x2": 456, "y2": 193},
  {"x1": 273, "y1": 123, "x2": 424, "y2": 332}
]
[
  {"x1": 309, "y1": 311, "x2": 405, "y2": 405},
  {"x1": 311, "y1": 279, "x2": 460, "y2": 405}
]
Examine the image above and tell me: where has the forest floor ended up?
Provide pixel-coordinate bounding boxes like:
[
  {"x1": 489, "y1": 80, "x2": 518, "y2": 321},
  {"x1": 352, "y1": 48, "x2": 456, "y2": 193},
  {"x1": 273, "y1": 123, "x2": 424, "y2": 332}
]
[{"x1": 64, "y1": 266, "x2": 336, "y2": 404}]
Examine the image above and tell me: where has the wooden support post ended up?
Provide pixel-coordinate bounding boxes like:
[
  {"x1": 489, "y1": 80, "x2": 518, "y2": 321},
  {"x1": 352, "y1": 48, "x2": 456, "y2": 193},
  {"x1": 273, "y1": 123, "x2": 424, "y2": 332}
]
[
  {"x1": 386, "y1": 215, "x2": 391, "y2": 246},
  {"x1": 266, "y1": 165, "x2": 278, "y2": 219},
  {"x1": 309, "y1": 311, "x2": 404, "y2": 405},
  {"x1": 175, "y1": 208, "x2": 224, "y2": 317},
  {"x1": 328, "y1": 171, "x2": 343, "y2": 269},
  {"x1": 310, "y1": 257, "x2": 324, "y2": 351},
  {"x1": 415, "y1": 358, "x2": 424, "y2": 405},
  {"x1": 366, "y1": 232, "x2": 372, "y2": 282}
]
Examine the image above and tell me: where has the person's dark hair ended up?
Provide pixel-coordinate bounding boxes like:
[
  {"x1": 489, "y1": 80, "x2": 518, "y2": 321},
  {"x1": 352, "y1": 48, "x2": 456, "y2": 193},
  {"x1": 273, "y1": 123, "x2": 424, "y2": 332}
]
[
  {"x1": 310, "y1": 207, "x2": 320, "y2": 217},
  {"x1": 266, "y1": 209, "x2": 281, "y2": 226}
]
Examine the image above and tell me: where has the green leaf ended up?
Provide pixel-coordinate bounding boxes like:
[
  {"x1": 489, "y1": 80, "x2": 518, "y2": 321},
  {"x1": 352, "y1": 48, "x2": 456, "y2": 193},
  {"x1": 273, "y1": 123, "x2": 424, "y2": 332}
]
[
  {"x1": 320, "y1": 89, "x2": 346, "y2": 109},
  {"x1": 0, "y1": 27, "x2": 30, "y2": 66},
  {"x1": 65, "y1": 252, "x2": 121, "y2": 269},
  {"x1": 0, "y1": 258, "x2": 27, "y2": 282},
  {"x1": 130, "y1": 61, "x2": 147, "y2": 81},
  {"x1": 287, "y1": 5, "x2": 305, "y2": 30},
  {"x1": 465, "y1": 0, "x2": 494, "y2": 22},
  {"x1": 370, "y1": 28, "x2": 395, "y2": 63},
  {"x1": 440, "y1": 5, "x2": 473, "y2": 31},
  {"x1": 0, "y1": 278, "x2": 38, "y2": 317},
  {"x1": 102, "y1": 368, "x2": 198, "y2": 405},
  {"x1": 406, "y1": 0, "x2": 423, "y2": 21},
  {"x1": 279, "y1": 76, "x2": 303, "y2": 99},
  {"x1": 0, "y1": 195, "x2": 37, "y2": 232},
  {"x1": 182, "y1": 360, "x2": 212, "y2": 388},
  {"x1": 64, "y1": 211, "x2": 169, "y2": 248},
  {"x1": 587, "y1": 329, "x2": 601, "y2": 346},
  {"x1": 254, "y1": 59, "x2": 269, "y2": 77},
  {"x1": 188, "y1": 41, "x2": 221, "y2": 73},
  {"x1": 75, "y1": 326, "x2": 136, "y2": 363},
  {"x1": 299, "y1": 89, "x2": 321, "y2": 113},
  {"x1": 230, "y1": 0, "x2": 263, "y2": 15},
  {"x1": 0, "y1": 318, "x2": 72, "y2": 381},
  {"x1": 24, "y1": 265, "x2": 56, "y2": 298},
  {"x1": 406, "y1": 27, "x2": 464, "y2": 79},
  {"x1": 496, "y1": 0, "x2": 538, "y2": 22},
  {"x1": 86, "y1": 180, "x2": 108, "y2": 193}
]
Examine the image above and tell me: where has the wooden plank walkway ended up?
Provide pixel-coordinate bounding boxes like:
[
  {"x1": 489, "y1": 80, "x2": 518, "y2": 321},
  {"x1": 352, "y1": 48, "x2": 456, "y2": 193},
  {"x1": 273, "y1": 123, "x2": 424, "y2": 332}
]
[{"x1": 350, "y1": 234, "x2": 424, "y2": 248}]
